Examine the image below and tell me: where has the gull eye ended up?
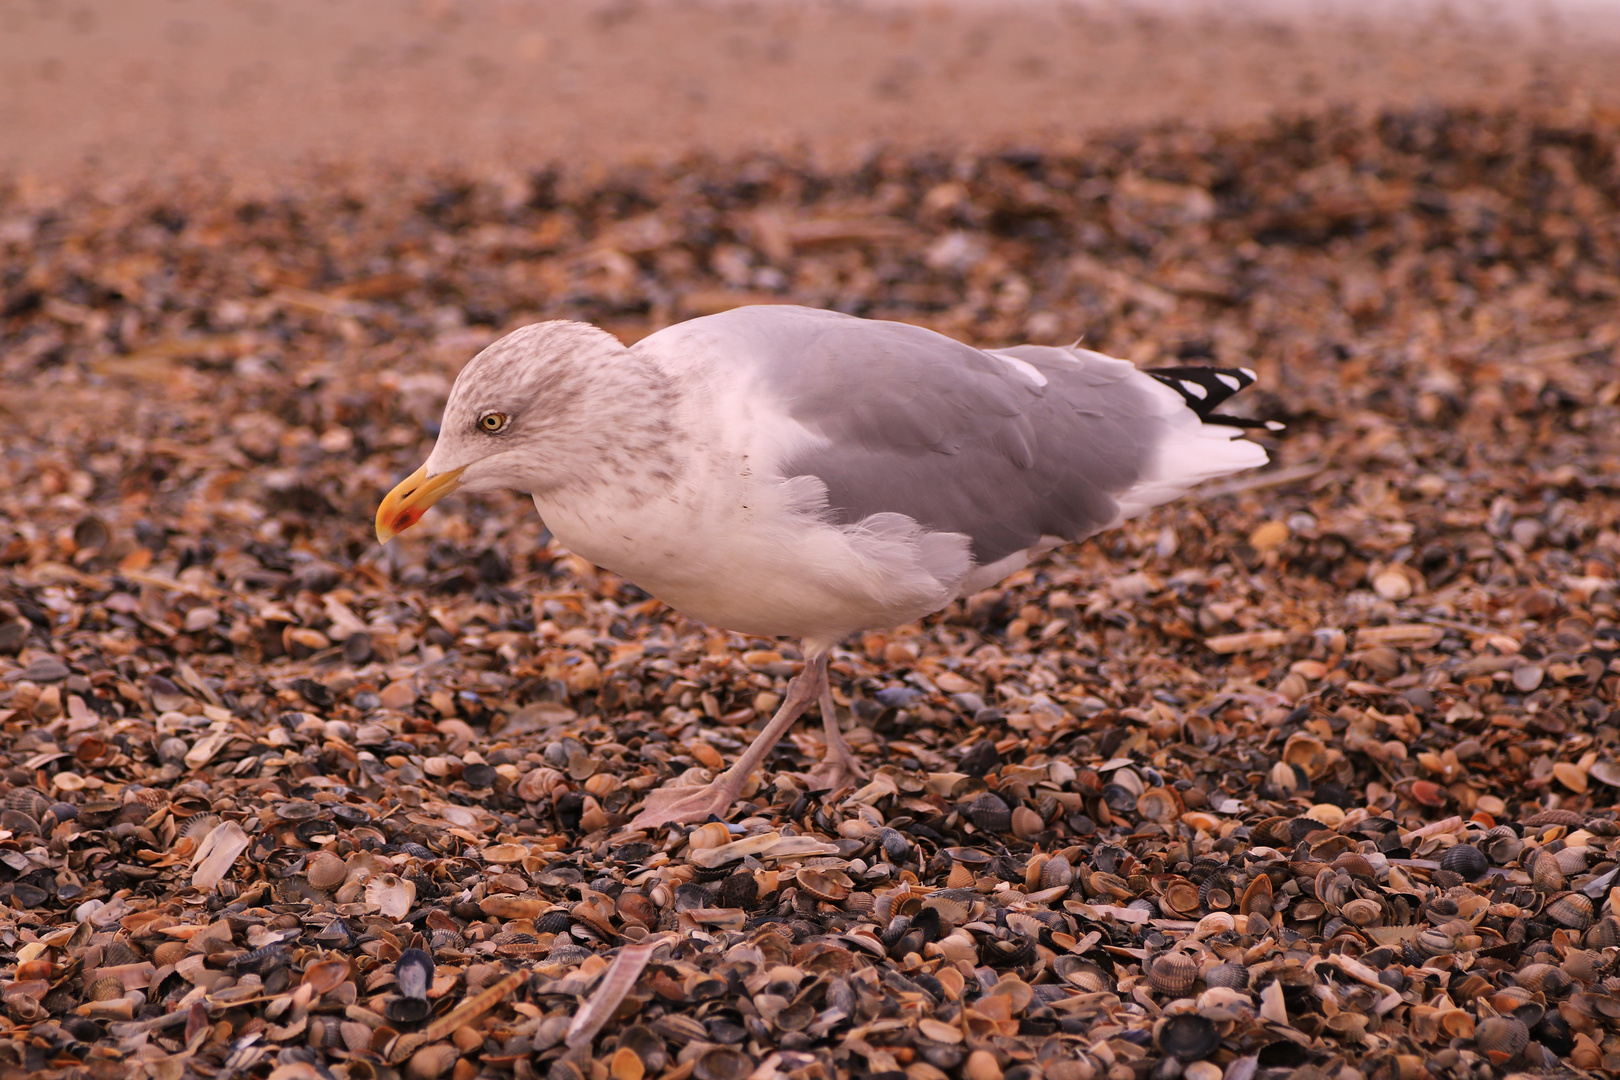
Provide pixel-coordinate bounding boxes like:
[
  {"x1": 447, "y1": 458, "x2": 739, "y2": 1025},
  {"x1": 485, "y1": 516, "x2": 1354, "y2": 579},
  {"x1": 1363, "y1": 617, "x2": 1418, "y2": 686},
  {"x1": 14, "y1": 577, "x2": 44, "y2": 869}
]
[{"x1": 478, "y1": 412, "x2": 509, "y2": 433}]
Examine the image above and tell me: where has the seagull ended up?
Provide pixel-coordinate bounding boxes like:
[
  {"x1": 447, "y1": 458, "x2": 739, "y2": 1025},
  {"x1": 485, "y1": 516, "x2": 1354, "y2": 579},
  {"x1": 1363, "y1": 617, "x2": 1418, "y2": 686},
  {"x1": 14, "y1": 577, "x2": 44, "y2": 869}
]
[{"x1": 376, "y1": 305, "x2": 1273, "y2": 827}]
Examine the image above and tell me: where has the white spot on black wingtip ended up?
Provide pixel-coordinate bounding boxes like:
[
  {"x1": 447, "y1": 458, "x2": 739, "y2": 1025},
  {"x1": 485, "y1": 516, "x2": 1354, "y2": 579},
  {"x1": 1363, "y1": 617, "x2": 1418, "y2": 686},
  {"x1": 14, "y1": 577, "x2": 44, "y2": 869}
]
[
  {"x1": 1215, "y1": 373, "x2": 1241, "y2": 391},
  {"x1": 1179, "y1": 379, "x2": 1209, "y2": 399},
  {"x1": 1240, "y1": 367, "x2": 1258, "y2": 381},
  {"x1": 1265, "y1": 420, "x2": 1286, "y2": 431}
]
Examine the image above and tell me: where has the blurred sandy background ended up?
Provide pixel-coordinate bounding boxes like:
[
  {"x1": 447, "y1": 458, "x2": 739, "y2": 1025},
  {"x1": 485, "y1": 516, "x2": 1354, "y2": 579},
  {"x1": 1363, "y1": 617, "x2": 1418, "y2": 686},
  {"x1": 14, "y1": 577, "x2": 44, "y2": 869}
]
[{"x1": 4, "y1": 0, "x2": 1620, "y2": 186}]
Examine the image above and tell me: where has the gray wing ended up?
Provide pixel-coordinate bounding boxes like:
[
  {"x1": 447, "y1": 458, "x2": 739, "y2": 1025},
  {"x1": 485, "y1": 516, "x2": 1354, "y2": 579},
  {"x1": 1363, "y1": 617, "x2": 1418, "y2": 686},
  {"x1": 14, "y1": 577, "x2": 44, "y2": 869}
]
[{"x1": 700, "y1": 306, "x2": 1171, "y2": 565}]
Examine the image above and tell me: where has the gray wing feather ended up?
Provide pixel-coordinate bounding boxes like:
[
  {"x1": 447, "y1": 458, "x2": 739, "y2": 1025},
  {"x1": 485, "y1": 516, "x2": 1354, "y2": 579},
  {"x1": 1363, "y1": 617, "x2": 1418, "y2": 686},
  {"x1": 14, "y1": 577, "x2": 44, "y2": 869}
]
[{"x1": 703, "y1": 307, "x2": 1168, "y2": 565}]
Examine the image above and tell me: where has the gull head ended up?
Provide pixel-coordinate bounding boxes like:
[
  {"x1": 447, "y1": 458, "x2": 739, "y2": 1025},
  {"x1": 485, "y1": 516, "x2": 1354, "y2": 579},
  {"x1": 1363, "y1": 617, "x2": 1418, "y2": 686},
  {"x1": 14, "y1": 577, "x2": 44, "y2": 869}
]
[{"x1": 375, "y1": 320, "x2": 627, "y2": 542}]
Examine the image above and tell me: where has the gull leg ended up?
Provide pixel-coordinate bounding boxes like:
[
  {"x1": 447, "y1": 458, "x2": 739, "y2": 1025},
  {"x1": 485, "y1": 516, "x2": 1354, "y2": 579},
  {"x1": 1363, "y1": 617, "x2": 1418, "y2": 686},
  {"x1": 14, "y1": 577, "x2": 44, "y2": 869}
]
[
  {"x1": 811, "y1": 680, "x2": 867, "y2": 789},
  {"x1": 630, "y1": 653, "x2": 829, "y2": 828}
]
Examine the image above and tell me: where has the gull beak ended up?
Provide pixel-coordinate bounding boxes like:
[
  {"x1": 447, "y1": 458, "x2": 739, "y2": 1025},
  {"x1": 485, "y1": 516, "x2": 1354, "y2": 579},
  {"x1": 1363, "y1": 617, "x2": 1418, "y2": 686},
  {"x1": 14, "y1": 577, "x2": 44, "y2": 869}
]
[{"x1": 375, "y1": 464, "x2": 467, "y2": 543}]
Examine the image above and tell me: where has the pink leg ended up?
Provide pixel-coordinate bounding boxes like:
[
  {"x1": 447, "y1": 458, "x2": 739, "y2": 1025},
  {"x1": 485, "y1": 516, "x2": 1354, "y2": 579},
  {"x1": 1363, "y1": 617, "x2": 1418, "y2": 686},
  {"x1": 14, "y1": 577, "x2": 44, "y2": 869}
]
[
  {"x1": 810, "y1": 680, "x2": 867, "y2": 790},
  {"x1": 630, "y1": 652, "x2": 829, "y2": 828}
]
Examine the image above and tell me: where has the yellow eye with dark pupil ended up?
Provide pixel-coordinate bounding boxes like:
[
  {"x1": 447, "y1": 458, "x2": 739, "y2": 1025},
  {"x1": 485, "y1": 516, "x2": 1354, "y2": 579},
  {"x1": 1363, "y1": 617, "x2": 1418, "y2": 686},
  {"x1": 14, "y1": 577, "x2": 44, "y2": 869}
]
[{"x1": 479, "y1": 413, "x2": 508, "y2": 432}]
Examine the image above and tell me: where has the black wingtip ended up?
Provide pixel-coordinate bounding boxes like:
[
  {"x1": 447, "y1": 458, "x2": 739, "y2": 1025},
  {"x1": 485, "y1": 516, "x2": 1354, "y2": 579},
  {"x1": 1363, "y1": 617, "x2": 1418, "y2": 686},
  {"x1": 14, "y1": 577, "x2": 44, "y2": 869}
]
[{"x1": 1146, "y1": 364, "x2": 1283, "y2": 432}]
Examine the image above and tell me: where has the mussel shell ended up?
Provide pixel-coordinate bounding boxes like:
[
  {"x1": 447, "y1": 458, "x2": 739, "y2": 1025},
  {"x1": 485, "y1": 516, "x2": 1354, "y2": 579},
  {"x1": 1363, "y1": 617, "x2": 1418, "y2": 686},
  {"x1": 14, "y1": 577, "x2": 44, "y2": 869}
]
[
  {"x1": 395, "y1": 948, "x2": 436, "y2": 1001},
  {"x1": 384, "y1": 995, "x2": 434, "y2": 1024}
]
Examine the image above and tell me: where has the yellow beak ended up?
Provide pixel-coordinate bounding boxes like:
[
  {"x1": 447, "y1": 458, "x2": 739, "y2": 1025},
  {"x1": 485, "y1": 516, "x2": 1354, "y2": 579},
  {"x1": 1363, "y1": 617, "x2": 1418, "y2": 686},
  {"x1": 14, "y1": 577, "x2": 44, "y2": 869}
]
[{"x1": 375, "y1": 464, "x2": 467, "y2": 543}]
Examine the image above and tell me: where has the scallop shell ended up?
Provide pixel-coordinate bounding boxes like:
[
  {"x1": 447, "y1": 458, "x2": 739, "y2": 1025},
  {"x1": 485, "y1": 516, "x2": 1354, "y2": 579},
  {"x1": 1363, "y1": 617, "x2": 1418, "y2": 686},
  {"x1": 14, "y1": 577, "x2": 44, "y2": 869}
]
[
  {"x1": 796, "y1": 868, "x2": 852, "y2": 903},
  {"x1": 1530, "y1": 850, "x2": 1567, "y2": 892},
  {"x1": 1553, "y1": 845, "x2": 1590, "y2": 875},
  {"x1": 947, "y1": 862, "x2": 975, "y2": 889},
  {"x1": 1040, "y1": 854, "x2": 1075, "y2": 889},
  {"x1": 180, "y1": 813, "x2": 222, "y2": 839},
  {"x1": 1515, "y1": 963, "x2": 1572, "y2": 997},
  {"x1": 405, "y1": 1043, "x2": 460, "y2": 1080},
  {"x1": 1474, "y1": 1016, "x2": 1529, "y2": 1063},
  {"x1": 1546, "y1": 893, "x2": 1595, "y2": 930},
  {"x1": 1054, "y1": 956, "x2": 1109, "y2": 992},
  {"x1": 1438, "y1": 844, "x2": 1489, "y2": 880},
  {"x1": 1587, "y1": 916, "x2": 1620, "y2": 949},
  {"x1": 1204, "y1": 961, "x2": 1249, "y2": 990},
  {"x1": 151, "y1": 940, "x2": 189, "y2": 967},
  {"x1": 1160, "y1": 878, "x2": 1202, "y2": 918},
  {"x1": 966, "y1": 792, "x2": 1012, "y2": 833},
  {"x1": 3, "y1": 788, "x2": 50, "y2": 821},
  {"x1": 85, "y1": 976, "x2": 126, "y2": 1002},
  {"x1": 103, "y1": 937, "x2": 143, "y2": 967},
  {"x1": 1146, "y1": 951, "x2": 1199, "y2": 997},
  {"x1": 304, "y1": 850, "x2": 348, "y2": 890}
]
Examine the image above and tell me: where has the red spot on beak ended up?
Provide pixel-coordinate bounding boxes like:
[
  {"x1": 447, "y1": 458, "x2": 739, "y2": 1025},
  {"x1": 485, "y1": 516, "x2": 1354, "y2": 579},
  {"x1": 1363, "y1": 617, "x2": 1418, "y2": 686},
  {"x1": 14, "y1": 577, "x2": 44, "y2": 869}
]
[{"x1": 392, "y1": 508, "x2": 422, "y2": 534}]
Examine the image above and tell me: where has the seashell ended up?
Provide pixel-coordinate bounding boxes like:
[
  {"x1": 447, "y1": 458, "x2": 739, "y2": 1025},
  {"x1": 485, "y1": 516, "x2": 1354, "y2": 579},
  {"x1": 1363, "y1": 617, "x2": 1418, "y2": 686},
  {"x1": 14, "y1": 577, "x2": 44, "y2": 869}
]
[
  {"x1": 1040, "y1": 854, "x2": 1074, "y2": 889},
  {"x1": 1438, "y1": 844, "x2": 1489, "y2": 881},
  {"x1": 1587, "y1": 916, "x2": 1620, "y2": 949},
  {"x1": 4, "y1": 788, "x2": 50, "y2": 821},
  {"x1": 1524, "y1": 809, "x2": 1586, "y2": 828},
  {"x1": 405, "y1": 1043, "x2": 460, "y2": 1080},
  {"x1": 302, "y1": 956, "x2": 352, "y2": 995},
  {"x1": 943, "y1": 846, "x2": 991, "y2": 866},
  {"x1": 687, "y1": 822, "x2": 732, "y2": 851},
  {"x1": 966, "y1": 792, "x2": 1013, "y2": 833},
  {"x1": 1238, "y1": 873, "x2": 1273, "y2": 917},
  {"x1": 618, "y1": 890, "x2": 657, "y2": 926},
  {"x1": 1474, "y1": 1016, "x2": 1530, "y2": 1063},
  {"x1": 1340, "y1": 897, "x2": 1382, "y2": 927},
  {"x1": 480, "y1": 895, "x2": 542, "y2": 921},
  {"x1": 307, "y1": 1016, "x2": 344, "y2": 1050},
  {"x1": 151, "y1": 941, "x2": 188, "y2": 967},
  {"x1": 1564, "y1": 949, "x2": 1607, "y2": 983},
  {"x1": 947, "y1": 862, "x2": 975, "y2": 889},
  {"x1": 85, "y1": 977, "x2": 126, "y2": 1002},
  {"x1": 922, "y1": 894, "x2": 973, "y2": 926},
  {"x1": 1204, "y1": 961, "x2": 1249, "y2": 990},
  {"x1": 983, "y1": 934, "x2": 1034, "y2": 968},
  {"x1": 1529, "y1": 851, "x2": 1567, "y2": 893},
  {"x1": 1156, "y1": 1013, "x2": 1220, "y2": 1062},
  {"x1": 693, "y1": 1046, "x2": 753, "y2": 1080},
  {"x1": 1553, "y1": 846, "x2": 1590, "y2": 875},
  {"x1": 429, "y1": 928, "x2": 465, "y2": 953},
  {"x1": 1005, "y1": 912, "x2": 1043, "y2": 940},
  {"x1": 1515, "y1": 963, "x2": 1571, "y2": 997},
  {"x1": 304, "y1": 850, "x2": 348, "y2": 891},
  {"x1": 1011, "y1": 805, "x2": 1044, "y2": 838},
  {"x1": 1546, "y1": 893, "x2": 1595, "y2": 930},
  {"x1": 1332, "y1": 852, "x2": 1376, "y2": 879},
  {"x1": 1198, "y1": 869, "x2": 1237, "y2": 912},
  {"x1": 617, "y1": 1025, "x2": 668, "y2": 1074},
  {"x1": 367, "y1": 873, "x2": 416, "y2": 919},
  {"x1": 103, "y1": 937, "x2": 142, "y2": 967},
  {"x1": 1146, "y1": 951, "x2": 1199, "y2": 997},
  {"x1": 1160, "y1": 878, "x2": 1202, "y2": 918},
  {"x1": 1416, "y1": 927, "x2": 1458, "y2": 957},
  {"x1": 609, "y1": 1048, "x2": 645, "y2": 1080},
  {"x1": 179, "y1": 813, "x2": 221, "y2": 839},
  {"x1": 534, "y1": 908, "x2": 573, "y2": 934},
  {"x1": 1054, "y1": 956, "x2": 1108, "y2": 992},
  {"x1": 1136, "y1": 786, "x2": 1180, "y2": 823},
  {"x1": 796, "y1": 867, "x2": 852, "y2": 903}
]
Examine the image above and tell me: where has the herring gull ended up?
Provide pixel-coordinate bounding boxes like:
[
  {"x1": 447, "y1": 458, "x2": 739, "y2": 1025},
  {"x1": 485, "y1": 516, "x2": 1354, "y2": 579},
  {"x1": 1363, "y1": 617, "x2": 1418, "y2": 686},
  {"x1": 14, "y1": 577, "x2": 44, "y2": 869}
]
[{"x1": 375, "y1": 305, "x2": 1273, "y2": 826}]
